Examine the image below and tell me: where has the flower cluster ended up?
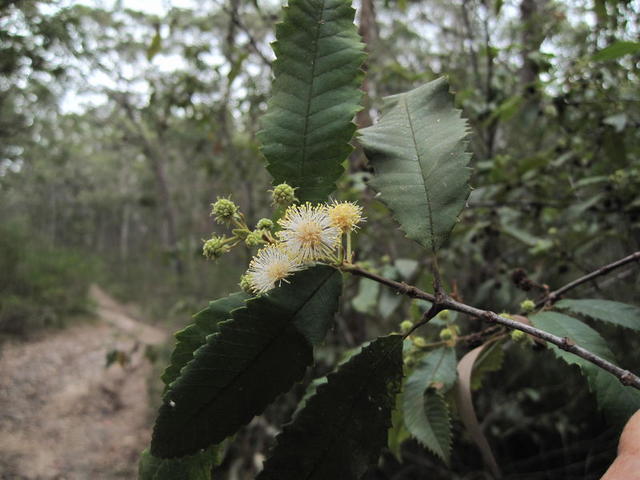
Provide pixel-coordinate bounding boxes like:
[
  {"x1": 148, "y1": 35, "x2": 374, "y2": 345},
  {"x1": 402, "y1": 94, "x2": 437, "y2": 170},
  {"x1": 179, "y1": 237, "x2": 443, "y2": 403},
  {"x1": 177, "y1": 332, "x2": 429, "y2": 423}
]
[
  {"x1": 245, "y1": 201, "x2": 364, "y2": 294},
  {"x1": 200, "y1": 186, "x2": 364, "y2": 295}
]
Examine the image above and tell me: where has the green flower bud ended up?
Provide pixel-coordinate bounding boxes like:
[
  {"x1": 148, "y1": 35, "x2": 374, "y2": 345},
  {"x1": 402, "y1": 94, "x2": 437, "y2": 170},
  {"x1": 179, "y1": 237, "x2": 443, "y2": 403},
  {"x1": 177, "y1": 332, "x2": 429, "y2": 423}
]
[
  {"x1": 412, "y1": 336, "x2": 427, "y2": 348},
  {"x1": 400, "y1": 320, "x2": 413, "y2": 333},
  {"x1": 439, "y1": 328, "x2": 453, "y2": 341},
  {"x1": 437, "y1": 309, "x2": 450, "y2": 321},
  {"x1": 520, "y1": 299, "x2": 535, "y2": 313},
  {"x1": 239, "y1": 274, "x2": 253, "y2": 294},
  {"x1": 211, "y1": 197, "x2": 239, "y2": 223},
  {"x1": 245, "y1": 231, "x2": 264, "y2": 248},
  {"x1": 270, "y1": 183, "x2": 298, "y2": 206},
  {"x1": 256, "y1": 218, "x2": 274, "y2": 230},
  {"x1": 511, "y1": 329, "x2": 527, "y2": 342},
  {"x1": 202, "y1": 236, "x2": 231, "y2": 260}
]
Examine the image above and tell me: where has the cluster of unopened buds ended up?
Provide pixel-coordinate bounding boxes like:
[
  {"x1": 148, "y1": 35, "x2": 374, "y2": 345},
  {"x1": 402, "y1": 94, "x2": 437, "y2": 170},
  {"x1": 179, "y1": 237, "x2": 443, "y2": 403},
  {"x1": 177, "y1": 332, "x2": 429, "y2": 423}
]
[{"x1": 202, "y1": 183, "x2": 364, "y2": 295}]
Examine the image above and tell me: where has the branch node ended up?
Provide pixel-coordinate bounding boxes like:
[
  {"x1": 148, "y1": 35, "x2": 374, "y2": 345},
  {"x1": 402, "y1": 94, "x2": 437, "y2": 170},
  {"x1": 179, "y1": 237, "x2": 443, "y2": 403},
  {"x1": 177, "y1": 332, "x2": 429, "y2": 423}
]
[
  {"x1": 620, "y1": 371, "x2": 633, "y2": 386},
  {"x1": 481, "y1": 311, "x2": 495, "y2": 322},
  {"x1": 434, "y1": 291, "x2": 447, "y2": 305},
  {"x1": 397, "y1": 282, "x2": 410, "y2": 295}
]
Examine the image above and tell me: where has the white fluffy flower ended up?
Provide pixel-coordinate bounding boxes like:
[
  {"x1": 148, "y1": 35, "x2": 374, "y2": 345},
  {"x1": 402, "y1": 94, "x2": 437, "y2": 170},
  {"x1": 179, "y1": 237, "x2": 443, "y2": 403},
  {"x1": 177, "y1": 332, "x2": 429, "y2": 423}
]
[
  {"x1": 247, "y1": 244, "x2": 302, "y2": 294},
  {"x1": 278, "y1": 203, "x2": 340, "y2": 262},
  {"x1": 327, "y1": 200, "x2": 364, "y2": 233}
]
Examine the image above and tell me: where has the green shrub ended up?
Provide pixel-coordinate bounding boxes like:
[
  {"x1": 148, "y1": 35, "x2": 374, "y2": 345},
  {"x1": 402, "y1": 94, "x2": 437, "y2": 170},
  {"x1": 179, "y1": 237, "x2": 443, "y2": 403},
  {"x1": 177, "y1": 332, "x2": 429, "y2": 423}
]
[{"x1": 0, "y1": 223, "x2": 97, "y2": 335}]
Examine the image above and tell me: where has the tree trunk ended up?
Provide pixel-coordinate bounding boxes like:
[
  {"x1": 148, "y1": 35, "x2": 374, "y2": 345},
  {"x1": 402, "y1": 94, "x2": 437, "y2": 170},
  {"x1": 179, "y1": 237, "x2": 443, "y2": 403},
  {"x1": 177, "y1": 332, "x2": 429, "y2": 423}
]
[
  {"x1": 120, "y1": 203, "x2": 130, "y2": 261},
  {"x1": 146, "y1": 142, "x2": 183, "y2": 275},
  {"x1": 118, "y1": 96, "x2": 184, "y2": 275},
  {"x1": 351, "y1": 0, "x2": 378, "y2": 172},
  {"x1": 519, "y1": 0, "x2": 547, "y2": 98},
  {"x1": 356, "y1": 0, "x2": 377, "y2": 130}
]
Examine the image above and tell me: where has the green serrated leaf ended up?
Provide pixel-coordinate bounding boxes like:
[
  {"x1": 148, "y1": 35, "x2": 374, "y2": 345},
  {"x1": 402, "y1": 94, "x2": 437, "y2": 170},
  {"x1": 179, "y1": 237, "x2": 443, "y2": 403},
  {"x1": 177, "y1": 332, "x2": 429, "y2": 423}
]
[
  {"x1": 407, "y1": 347, "x2": 458, "y2": 391},
  {"x1": 403, "y1": 347, "x2": 456, "y2": 464},
  {"x1": 360, "y1": 77, "x2": 472, "y2": 252},
  {"x1": 294, "y1": 341, "x2": 369, "y2": 418},
  {"x1": 151, "y1": 265, "x2": 342, "y2": 458},
  {"x1": 531, "y1": 312, "x2": 613, "y2": 361},
  {"x1": 422, "y1": 392, "x2": 452, "y2": 463},
  {"x1": 593, "y1": 41, "x2": 640, "y2": 61},
  {"x1": 554, "y1": 299, "x2": 640, "y2": 332},
  {"x1": 138, "y1": 448, "x2": 215, "y2": 480},
  {"x1": 471, "y1": 340, "x2": 504, "y2": 391},
  {"x1": 531, "y1": 311, "x2": 640, "y2": 424},
  {"x1": 258, "y1": 335, "x2": 404, "y2": 480},
  {"x1": 293, "y1": 376, "x2": 328, "y2": 417},
  {"x1": 258, "y1": 0, "x2": 365, "y2": 202},
  {"x1": 161, "y1": 292, "x2": 249, "y2": 388},
  {"x1": 145, "y1": 296, "x2": 247, "y2": 478}
]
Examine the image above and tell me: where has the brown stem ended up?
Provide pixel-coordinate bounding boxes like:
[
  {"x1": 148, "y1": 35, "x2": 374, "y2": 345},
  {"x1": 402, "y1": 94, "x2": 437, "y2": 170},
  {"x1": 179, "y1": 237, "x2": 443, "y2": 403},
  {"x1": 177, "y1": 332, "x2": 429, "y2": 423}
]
[
  {"x1": 340, "y1": 262, "x2": 640, "y2": 390},
  {"x1": 536, "y1": 250, "x2": 640, "y2": 308}
]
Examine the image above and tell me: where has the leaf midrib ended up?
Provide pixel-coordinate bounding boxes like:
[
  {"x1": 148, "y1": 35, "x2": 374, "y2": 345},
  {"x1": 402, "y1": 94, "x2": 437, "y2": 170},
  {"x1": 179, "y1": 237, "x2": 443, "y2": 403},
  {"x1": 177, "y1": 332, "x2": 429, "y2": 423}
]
[
  {"x1": 422, "y1": 392, "x2": 451, "y2": 459},
  {"x1": 402, "y1": 94, "x2": 436, "y2": 252},
  {"x1": 424, "y1": 348, "x2": 449, "y2": 387},
  {"x1": 299, "y1": 0, "x2": 328, "y2": 180},
  {"x1": 406, "y1": 348, "x2": 450, "y2": 458}
]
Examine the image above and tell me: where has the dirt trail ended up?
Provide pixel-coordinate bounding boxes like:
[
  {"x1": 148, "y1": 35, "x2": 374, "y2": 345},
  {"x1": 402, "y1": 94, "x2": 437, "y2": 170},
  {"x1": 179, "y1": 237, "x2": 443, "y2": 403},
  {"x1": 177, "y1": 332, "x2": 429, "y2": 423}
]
[{"x1": 0, "y1": 286, "x2": 168, "y2": 480}]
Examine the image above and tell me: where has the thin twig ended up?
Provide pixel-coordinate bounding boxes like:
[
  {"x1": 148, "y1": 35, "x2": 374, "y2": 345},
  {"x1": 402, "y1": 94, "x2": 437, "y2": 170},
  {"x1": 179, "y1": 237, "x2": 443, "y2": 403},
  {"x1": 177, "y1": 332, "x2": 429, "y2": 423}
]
[
  {"x1": 340, "y1": 262, "x2": 640, "y2": 390},
  {"x1": 536, "y1": 250, "x2": 640, "y2": 308},
  {"x1": 407, "y1": 302, "x2": 443, "y2": 337},
  {"x1": 220, "y1": 1, "x2": 273, "y2": 68}
]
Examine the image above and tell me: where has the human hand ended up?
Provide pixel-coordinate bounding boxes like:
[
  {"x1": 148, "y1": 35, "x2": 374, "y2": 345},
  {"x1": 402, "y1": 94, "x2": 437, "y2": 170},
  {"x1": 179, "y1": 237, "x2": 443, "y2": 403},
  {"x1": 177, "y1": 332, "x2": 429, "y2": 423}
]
[{"x1": 601, "y1": 410, "x2": 640, "y2": 479}]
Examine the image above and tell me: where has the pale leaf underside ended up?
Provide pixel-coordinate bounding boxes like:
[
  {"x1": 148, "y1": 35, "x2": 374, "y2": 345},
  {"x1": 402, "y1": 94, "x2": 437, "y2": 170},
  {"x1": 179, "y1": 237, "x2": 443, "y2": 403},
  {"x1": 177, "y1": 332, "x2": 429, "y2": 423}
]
[{"x1": 360, "y1": 77, "x2": 471, "y2": 251}]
